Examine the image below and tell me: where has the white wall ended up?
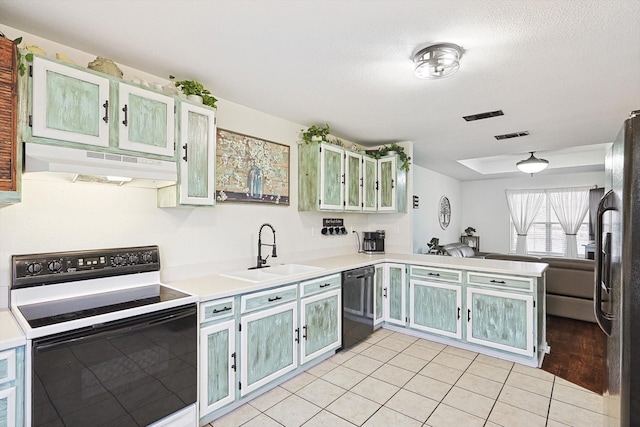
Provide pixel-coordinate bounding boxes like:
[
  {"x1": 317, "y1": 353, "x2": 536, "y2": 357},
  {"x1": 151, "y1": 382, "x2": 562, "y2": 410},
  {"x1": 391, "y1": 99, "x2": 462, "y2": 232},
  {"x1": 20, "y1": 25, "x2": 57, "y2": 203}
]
[
  {"x1": 412, "y1": 165, "x2": 462, "y2": 254},
  {"x1": 461, "y1": 171, "x2": 605, "y2": 254},
  {"x1": 0, "y1": 25, "x2": 410, "y2": 307}
]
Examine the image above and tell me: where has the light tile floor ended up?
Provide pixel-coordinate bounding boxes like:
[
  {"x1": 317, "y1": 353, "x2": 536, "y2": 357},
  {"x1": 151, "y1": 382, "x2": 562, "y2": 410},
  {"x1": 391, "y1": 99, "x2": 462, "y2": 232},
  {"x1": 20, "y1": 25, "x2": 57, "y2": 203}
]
[{"x1": 209, "y1": 329, "x2": 604, "y2": 427}]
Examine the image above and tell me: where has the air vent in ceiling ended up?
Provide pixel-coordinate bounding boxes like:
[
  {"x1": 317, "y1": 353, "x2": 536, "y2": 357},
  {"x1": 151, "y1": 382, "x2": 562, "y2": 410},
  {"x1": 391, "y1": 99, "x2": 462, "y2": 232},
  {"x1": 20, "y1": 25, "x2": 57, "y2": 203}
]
[
  {"x1": 462, "y1": 110, "x2": 504, "y2": 121},
  {"x1": 494, "y1": 131, "x2": 530, "y2": 140}
]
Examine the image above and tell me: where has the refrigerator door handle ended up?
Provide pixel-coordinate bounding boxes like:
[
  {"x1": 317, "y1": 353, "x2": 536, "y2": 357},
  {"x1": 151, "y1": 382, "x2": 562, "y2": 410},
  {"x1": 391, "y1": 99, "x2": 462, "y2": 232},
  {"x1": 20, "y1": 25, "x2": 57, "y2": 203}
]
[{"x1": 595, "y1": 189, "x2": 615, "y2": 336}]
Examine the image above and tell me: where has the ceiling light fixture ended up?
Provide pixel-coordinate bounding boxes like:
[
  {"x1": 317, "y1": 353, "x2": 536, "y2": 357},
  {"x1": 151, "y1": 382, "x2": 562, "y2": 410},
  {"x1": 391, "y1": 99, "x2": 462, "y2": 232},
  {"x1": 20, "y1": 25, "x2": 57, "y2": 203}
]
[
  {"x1": 414, "y1": 43, "x2": 463, "y2": 79},
  {"x1": 516, "y1": 152, "x2": 549, "y2": 175}
]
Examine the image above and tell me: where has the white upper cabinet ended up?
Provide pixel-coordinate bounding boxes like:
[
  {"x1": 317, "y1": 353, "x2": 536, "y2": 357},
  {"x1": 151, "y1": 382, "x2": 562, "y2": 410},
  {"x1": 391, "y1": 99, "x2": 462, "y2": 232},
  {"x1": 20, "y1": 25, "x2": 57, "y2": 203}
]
[{"x1": 31, "y1": 56, "x2": 110, "y2": 147}]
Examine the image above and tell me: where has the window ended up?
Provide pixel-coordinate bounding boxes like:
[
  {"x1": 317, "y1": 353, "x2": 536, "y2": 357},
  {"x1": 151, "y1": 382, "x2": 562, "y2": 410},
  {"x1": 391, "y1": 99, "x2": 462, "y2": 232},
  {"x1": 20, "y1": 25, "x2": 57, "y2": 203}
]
[{"x1": 510, "y1": 194, "x2": 590, "y2": 257}]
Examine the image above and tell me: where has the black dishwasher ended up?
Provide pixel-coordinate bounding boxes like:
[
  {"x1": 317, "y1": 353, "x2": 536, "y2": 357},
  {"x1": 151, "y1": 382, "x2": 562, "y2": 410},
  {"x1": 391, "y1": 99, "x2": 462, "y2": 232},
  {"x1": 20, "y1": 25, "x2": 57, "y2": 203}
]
[{"x1": 342, "y1": 265, "x2": 376, "y2": 349}]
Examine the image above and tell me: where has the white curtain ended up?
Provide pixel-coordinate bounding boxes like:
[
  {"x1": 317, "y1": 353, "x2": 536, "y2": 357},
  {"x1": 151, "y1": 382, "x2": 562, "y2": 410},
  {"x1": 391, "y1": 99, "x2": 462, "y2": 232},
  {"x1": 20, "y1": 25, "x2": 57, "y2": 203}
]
[
  {"x1": 547, "y1": 187, "x2": 590, "y2": 258},
  {"x1": 505, "y1": 190, "x2": 545, "y2": 254}
]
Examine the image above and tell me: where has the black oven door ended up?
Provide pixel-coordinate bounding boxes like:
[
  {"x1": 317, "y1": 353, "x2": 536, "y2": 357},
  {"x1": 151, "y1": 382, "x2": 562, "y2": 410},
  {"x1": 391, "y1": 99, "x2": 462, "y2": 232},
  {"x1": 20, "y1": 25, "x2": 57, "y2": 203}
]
[{"x1": 31, "y1": 304, "x2": 197, "y2": 427}]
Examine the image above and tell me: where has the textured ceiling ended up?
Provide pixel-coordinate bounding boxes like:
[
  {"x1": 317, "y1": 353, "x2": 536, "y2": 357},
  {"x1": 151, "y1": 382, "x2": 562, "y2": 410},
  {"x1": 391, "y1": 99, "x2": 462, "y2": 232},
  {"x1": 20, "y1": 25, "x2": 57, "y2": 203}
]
[{"x1": 1, "y1": 0, "x2": 639, "y2": 180}]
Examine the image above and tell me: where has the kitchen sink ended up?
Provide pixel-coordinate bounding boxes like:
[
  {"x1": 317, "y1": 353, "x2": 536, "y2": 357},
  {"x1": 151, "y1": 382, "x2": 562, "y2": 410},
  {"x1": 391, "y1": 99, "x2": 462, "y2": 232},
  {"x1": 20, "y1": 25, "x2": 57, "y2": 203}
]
[
  {"x1": 220, "y1": 264, "x2": 324, "y2": 283},
  {"x1": 267, "y1": 263, "x2": 324, "y2": 275}
]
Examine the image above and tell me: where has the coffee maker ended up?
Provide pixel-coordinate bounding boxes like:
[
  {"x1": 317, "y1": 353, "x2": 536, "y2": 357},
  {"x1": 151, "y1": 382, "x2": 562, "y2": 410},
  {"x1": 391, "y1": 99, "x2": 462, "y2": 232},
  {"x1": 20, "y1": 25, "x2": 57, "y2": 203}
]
[{"x1": 362, "y1": 230, "x2": 385, "y2": 254}]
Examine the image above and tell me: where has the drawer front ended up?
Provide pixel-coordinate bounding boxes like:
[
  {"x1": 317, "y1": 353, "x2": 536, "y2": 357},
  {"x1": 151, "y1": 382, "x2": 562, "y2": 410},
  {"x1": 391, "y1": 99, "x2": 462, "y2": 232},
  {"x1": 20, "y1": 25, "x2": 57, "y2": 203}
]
[
  {"x1": 410, "y1": 265, "x2": 462, "y2": 283},
  {"x1": 0, "y1": 348, "x2": 16, "y2": 385},
  {"x1": 300, "y1": 274, "x2": 341, "y2": 297},
  {"x1": 467, "y1": 271, "x2": 534, "y2": 292},
  {"x1": 241, "y1": 284, "x2": 298, "y2": 313},
  {"x1": 201, "y1": 297, "x2": 235, "y2": 323}
]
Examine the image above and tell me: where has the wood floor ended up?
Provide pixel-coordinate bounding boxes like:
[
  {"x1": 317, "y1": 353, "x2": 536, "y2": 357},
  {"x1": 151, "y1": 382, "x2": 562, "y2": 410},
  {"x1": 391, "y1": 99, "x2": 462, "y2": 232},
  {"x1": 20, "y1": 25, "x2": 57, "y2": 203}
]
[{"x1": 542, "y1": 315, "x2": 607, "y2": 395}]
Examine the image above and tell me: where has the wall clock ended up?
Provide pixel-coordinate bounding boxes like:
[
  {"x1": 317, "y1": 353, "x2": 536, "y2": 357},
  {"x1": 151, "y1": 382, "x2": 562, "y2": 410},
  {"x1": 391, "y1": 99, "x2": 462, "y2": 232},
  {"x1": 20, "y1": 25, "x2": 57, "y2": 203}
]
[{"x1": 439, "y1": 196, "x2": 451, "y2": 229}]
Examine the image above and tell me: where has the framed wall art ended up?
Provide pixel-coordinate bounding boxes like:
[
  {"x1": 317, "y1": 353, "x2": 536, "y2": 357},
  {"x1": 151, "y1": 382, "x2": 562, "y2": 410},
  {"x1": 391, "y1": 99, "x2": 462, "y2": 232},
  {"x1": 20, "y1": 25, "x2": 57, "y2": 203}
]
[
  {"x1": 438, "y1": 195, "x2": 451, "y2": 229},
  {"x1": 215, "y1": 129, "x2": 290, "y2": 205}
]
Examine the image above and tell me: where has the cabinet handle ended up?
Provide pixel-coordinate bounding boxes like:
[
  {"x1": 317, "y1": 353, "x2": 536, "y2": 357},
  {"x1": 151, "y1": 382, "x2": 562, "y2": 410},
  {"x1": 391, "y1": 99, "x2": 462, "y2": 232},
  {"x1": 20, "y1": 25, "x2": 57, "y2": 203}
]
[
  {"x1": 295, "y1": 328, "x2": 300, "y2": 343},
  {"x1": 303, "y1": 325, "x2": 308, "y2": 341},
  {"x1": 212, "y1": 306, "x2": 231, "y2": 314},
  {"x1": 489, "y1": 280, "x2": 506, "y2": 284},
  {"x1": 268, "y1": 296, "x2": 282, "y2": 302},
  {"x1": 319, "y1": 283, "x2": 330, "y2": 288},
  {"x1": 467, "y1": 309, "x2": 471, "y2": 322},
  {"x1": 231, "y1": 352, "x2": 237, "y2": 372},
  {"x1": 122, "y1": 104, "x2": 128, "y2": 126},
  {"x1": 383, "y1": 287, "x2": 388, "y2": 298},
  {"x1": 457, "y1": 307, "x2": 461, "y2": 320},
  {"x1": 341, "y1": 174, "x2": 345, "y2": 185},
  {"x1": 391, "y1": 179, "x2": 395, "y2": 189},
  {"x1": 102, "y1": 100, "x2": 109, "y2": 123},
  {"x1": 182, "y1": 144, "x2": 188, "y2": 162},
  {"x1": 428, "y1": 272, "x2": 441, "y2": 277}
]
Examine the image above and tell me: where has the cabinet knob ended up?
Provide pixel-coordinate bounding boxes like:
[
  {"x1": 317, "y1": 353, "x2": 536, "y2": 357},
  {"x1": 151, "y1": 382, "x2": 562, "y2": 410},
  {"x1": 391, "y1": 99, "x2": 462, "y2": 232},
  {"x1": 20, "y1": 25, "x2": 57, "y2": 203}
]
[{"x1": 122, "y1": 104, "x2": 128, "y2": 126}]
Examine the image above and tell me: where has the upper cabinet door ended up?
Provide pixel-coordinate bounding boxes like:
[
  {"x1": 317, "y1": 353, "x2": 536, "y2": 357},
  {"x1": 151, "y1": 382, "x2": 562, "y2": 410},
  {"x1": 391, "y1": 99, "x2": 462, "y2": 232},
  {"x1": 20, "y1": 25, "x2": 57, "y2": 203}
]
[
  {"x1": 377, "y1": 156, "x2": 397, "y2": 211},
  {"x1": 319, "y1": 144, "x2": 344, "y2": 210},
  {"x1": 344, "y1": 151, "x2": 362, "y2": 211},
  {"x1": 31, "y1": 56, "x2": 110, "y2": 147},
  {"x1": 118, "y1": 83, "x2": 175, "y2": 157},
  {"x1": 362, "y1": 156, "x2": 377, "y2": 212},
  {"x1": 179, "y1": 102, "x2": 216, "y2": 206}
]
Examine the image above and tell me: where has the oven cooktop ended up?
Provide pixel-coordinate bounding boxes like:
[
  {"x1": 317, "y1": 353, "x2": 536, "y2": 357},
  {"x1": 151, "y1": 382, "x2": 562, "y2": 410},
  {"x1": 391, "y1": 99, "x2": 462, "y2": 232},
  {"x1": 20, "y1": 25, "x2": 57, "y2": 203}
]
[{"x1": 18, "y1": 284, "x2": 191, "y2": 328}]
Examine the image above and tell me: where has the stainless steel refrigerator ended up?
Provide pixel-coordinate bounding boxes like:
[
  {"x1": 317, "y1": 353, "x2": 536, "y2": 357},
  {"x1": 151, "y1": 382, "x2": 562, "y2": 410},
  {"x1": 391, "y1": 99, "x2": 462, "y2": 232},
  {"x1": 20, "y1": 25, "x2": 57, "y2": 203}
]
[{"x1": 594, "y1": 110, "x2": 640, "y2": 427}]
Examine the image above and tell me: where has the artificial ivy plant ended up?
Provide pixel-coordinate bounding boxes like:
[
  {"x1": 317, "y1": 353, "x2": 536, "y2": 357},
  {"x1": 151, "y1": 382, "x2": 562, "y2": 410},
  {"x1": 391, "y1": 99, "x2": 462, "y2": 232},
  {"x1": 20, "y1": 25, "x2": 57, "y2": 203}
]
[
  {"x1": 301, "y1": 124, "x2": 331, "y2": 144},
  {"x1": 371, "y1": 142, "x2": 411, "y2": 171},
  {"x1": 169, "y1": 75, "x2": 217, "y2": 108}
]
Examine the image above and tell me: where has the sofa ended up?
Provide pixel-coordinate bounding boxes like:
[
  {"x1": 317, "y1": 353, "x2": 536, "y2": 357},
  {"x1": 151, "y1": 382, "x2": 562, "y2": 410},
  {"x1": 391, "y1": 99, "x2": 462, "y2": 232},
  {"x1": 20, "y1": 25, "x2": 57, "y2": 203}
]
[
  {"x1": 442, "y1": 242, "x2": 481, "y2": 258},
  {"x1": 484, "y1": 253, "x2": 597, "y2": 323}
]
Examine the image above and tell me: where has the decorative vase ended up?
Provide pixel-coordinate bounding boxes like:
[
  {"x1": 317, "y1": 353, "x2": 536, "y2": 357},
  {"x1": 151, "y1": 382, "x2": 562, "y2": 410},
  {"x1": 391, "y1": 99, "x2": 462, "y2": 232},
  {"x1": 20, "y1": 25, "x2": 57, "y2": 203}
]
[
  {"x1": 187, "y1": 94, "x2": 203, "y2": 104},
  {"x1": 87, "y1": 57, "x2": 123, "y2": 78}
]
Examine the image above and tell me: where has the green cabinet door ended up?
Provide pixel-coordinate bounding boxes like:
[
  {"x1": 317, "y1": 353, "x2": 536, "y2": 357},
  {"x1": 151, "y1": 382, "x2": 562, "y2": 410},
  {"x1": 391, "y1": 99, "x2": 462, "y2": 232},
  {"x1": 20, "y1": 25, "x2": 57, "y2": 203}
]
[
  {"x1": 31, "y1": 56, "x2": 110, "y2": 147},
  {"x1": 362, "y1": 156, "x2": 377, "y2": 212},
  {"x1": 300, "y1": 289, "x2": 341, "y2": 364},
  {"x1": 319, "y1": 144, "x2": 344, "y2": 210},
  {"x1": 118, "y1": 83, "x2": 175, "y2": 157},
  {"x1": 385, "y1": 264, "x2": 406, "y2": 326},
  {"x1": 240, "y1": 301, "x2": 298, "y2": 396},
  {"x1": 179, "y1": 102, "x2": 216, "y2": 205},
  {"x1": 466, "y1": 288, "x2": 534, "y2": 356},
  {"x1": 377, "y1": 156, "x2": 397, "y2": 211},
  {"x1": 410, "y1": 279, "x2": 462, "y2": 339},
  {"x1": 344, "y1": 151, "x2": 362, "y2": 211},
  {"x1": 374, "y1": 265, "x2": 384, "y2": 325},
  {"x1": 200, "y1": 319, "x2": 236, "y2": 416}
]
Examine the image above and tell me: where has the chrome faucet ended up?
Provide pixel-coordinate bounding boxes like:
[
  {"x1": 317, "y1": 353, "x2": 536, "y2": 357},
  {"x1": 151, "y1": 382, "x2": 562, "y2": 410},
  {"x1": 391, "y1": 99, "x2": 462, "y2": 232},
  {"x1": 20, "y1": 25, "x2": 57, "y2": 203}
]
[{"x1": 256, "y1": 223, "x2": 277, "y2": 268}]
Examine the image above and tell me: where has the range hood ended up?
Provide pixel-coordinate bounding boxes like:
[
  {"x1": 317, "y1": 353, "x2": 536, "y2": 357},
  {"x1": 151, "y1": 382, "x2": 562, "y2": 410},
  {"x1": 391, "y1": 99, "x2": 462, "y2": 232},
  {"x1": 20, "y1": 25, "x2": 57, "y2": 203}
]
[{"x1": 24, "y1": 143, "x2": 178, "y2": 185}]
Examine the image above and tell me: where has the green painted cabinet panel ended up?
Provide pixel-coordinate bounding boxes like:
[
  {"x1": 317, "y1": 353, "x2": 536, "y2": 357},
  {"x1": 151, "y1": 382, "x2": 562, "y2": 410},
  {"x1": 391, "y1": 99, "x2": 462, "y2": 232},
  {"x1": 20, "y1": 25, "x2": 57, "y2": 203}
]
[
  {"x1": 241, "y1": 301, "x2": 297, "y2": 396},
  {"x1": 410, "y1": 279, "x2": 462, "y2": 339},
  {"x1": 31, "y1": 56, "x2": 110, "y2": 147},
  {"x1": 466, "y1": 288, "x2": 534, "y2": 356},
  {"x1": 362, "y1": 156, "x2": 377, "y2": 211},
  {"x1": 300, "y1": 289, "x2": 341, "y2": 364},
  {"x1": 374, "y1": 265, "x2": 384, "y2": 325},
  {"x1": 118, "y1": 83, "x2": 175, "y2": 157},
  {"x1": 344, "y1": 151, "x2": 362, "y2": 211},
  {"x1": 385, "y1": 263, "x2": 406, "y2": 326},
  {"x1": 0, "y1": 347, "x2": 24, "y2": 427},
  {"x1": 377, "y1": 156, "x2": 397, "y2": 211},
  {"x1": 200, "y1": 319, "x2": 236, "y2": 415},
  {"x1": 158, "y1": 101, "x2": 216, "y2": 207},
  {"x1": 320, "y1": 144, "x2": 344, "y2": 210}
]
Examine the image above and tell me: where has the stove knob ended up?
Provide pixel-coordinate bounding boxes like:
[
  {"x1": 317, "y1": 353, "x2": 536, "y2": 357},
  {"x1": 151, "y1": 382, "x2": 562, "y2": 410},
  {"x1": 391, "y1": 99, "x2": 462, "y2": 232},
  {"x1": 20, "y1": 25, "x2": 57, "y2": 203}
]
[
  {"x1": 128, "y1": 254, "x2": 139, "y2": 264},
  {"x1": 142, "y1": 253, "x2": 153, "y2": 263},
  {"x1": 26, "y1": 262, "x2": 42, "y2": 275},
  {"x1": 112, "y1": 255, "x2": 125, "y2": 266},
  {"x1": 48, "y1": 260, "x2": 62, "y2": 273}
]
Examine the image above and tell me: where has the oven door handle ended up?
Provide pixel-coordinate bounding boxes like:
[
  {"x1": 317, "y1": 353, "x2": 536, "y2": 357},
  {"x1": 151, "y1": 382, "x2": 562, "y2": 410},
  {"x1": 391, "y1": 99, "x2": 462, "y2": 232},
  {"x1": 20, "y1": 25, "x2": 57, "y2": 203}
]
[{"x1": 34, "y1": 306, "x2": 197, "y2": 352}]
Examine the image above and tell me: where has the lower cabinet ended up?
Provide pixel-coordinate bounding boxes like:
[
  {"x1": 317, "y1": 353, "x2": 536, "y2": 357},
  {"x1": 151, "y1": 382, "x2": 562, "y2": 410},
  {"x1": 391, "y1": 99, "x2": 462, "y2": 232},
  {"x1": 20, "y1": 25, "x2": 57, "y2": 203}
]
[
  {"x1": 200, "y1": 319, "x2": 236, "y2": 414},
  {"x1": 383, "y1": 263, "x2": 406, "y2": 326},
  {"x1": 409, "y1": 279, "x2": 462, "y2": 339},
  {"x1": 466, "y1": 287, "x2": 534, "y2": 356},
  {"x1": 300, "y1": 289, "x2": 341, "y2": 364},
  {"x1": 0, "y1": 346, "x2": 24, "y2": 427},
  {"x1": 240, "y1": 301, "x2": 298, "y2": 396},
  {"x1": 374, "y1": 265, "x2": 385, "y2": 326}
]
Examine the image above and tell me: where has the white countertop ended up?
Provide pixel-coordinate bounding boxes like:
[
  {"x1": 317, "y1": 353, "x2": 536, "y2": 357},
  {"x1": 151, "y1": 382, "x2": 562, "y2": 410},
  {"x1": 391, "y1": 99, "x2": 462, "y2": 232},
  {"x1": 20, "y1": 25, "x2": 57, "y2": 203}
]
[
  {"x1": 0, "y1": 309, "x2": 26, "y2": 350},
  {"x1": 169, "y1": 252, "x2": 548, "y2": 302}
]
